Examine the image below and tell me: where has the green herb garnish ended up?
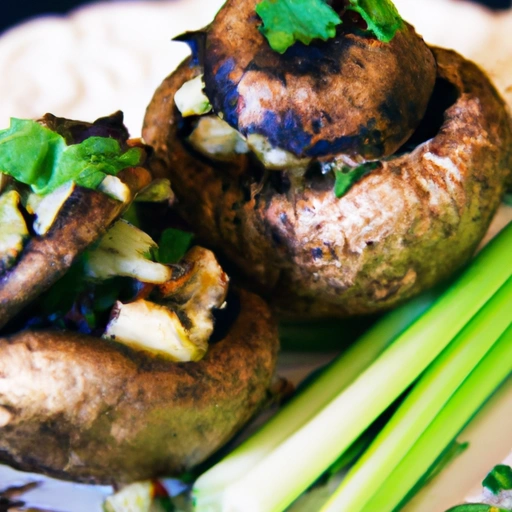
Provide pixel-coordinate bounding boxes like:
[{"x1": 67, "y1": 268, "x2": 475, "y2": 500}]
[
  {"x1": 346, "y1": 0, "x2": 404, "y2": 43},
  {"x1": 0, "y1": 118, "x2": 143, "y2": 195},
  {"x1": 255, "y1": 0, "x2": 342, "y2": 54},
  {"x1": 333, "y1": 162, "x2": 379, "y2": 198},
  {"x1": 255, "y1": 0, "x2": 403, "y2": 54},
  {"x1": 483, "y1": 465, "x2": 512, "y2": 496},
  {"x1": 155, "y1": 228, "x2": 194, "y2": 264}
]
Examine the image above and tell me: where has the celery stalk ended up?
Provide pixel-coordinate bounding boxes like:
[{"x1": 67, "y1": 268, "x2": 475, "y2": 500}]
[
  {"x1": 193, "y1": 292, "x2": 437, "y2": 507},
  {"x1": 360, "y1": 323, "x2": 512, "y2": 512},
  {"x1": 216, "y1": 223, "x2": 512, "y2": 512},
  {"x1": 321, "y1": 276, "x2": 512, "y2": 512}
]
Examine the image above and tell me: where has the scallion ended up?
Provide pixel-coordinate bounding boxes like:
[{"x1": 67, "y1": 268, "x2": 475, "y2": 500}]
[
  {"x1": 199, "y1": 223, "x2": 511, "y2": 512},
  {"x1": 321, "y1": 277, "x2": 512, "y2": 511}
]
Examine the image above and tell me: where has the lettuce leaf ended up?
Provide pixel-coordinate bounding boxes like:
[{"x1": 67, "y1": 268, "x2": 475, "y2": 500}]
[{"x1": 0, "y1": 118, "x2": 143, "y2": 195}]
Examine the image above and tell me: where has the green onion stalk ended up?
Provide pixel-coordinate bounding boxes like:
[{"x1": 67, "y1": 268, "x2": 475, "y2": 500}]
[
  {"x1": 321, "y1": 277, "x2": 512, "y2": 511},
  {"x1": 358, "y1": 323, "x2": 512, "y2": 512},
  {"x1": 193, "y1": 292, "x2": 437, "y2": 509},
  {"x1": 194, "y1": 223, "x2": 512, "y2": 512}
]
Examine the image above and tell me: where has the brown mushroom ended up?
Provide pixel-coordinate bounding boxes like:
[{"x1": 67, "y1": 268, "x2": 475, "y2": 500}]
[
  {"x1": 0, "y1": 110, "x2": 281, "y2": 486},
  {"x1": 200, "y1": 0, "x2": 436, "y2": 162},
  {"x1": 143, "y1": 46, "x2": 512, "y2": 319},
  {"x1": 0, "y1": 288, "x2": 279, "y2": 484}
]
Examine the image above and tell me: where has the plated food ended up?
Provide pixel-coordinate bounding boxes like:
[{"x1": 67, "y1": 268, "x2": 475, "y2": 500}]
[
  {"x1": 0, "y1": 0, "x2": 511, "y2": 509},
  {"x1": 0, "y1": 112, "x2": 279, "y2": 484},
  {"x1": 144, "y1": 0, "x2": 512, "y2": 319}
]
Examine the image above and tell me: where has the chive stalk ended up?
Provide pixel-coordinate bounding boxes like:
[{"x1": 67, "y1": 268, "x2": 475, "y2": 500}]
[
  {"x1": 359, "y1": 323, "x2": 512, "y2": 512},
  {"x1": 321, "y1": 276, "x2": 512, "y2": 511},
  {"x1": 214, "y1": 223, "x2": 512, "y2": 512},
  {"x1": 193, "y1": 291, "x2": 437, "y2": 508}
]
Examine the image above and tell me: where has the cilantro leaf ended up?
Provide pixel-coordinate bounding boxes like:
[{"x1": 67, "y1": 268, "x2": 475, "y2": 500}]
[
  {"x1": 347, "y1": 0, "x2": 404, "y2": 43},
  {"x1": 483, "y1": 465, "x2": 512, "y2": 496},
  {"x1": 255, "y1": 0, "x2": 342, "y2": 54},
  {"x1": 155, "y1": 228, "x2": 194, "y2": 264},
  {"x1": 334, "y1": 162, "x2": 379, "y2": 198},
  {"x1": 0, "y1": 118, "x2": 143, "y2": 195}
]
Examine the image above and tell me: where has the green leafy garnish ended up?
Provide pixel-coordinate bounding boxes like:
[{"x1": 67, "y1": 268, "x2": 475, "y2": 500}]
[
  {"x1": 333, "y1": 162, "x2": 379, "y2": 198},
  {"x1": 255, "y1": 0, "x2": 342, "y2": 54},
  {"x1": 155, "y1": 228, "x2": 194, "y2": 264},
  {"x1": 504, "y1": 193, "x2": 512, "y2": 207},
  {"x1": 255, "y1": 0, "x2": 403, "y2": 54},
  {"x1": 483, "y1": 465, "x2": 512, "y2": 496},
  {"x1": 346, "y1": 0, "x2": 404, "y2": 43},
  {"x1": 0, "y1": 118, "x2": 143, "y2": 196}
]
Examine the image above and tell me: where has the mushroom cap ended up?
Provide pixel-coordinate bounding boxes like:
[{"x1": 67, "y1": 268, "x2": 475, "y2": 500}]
[
  {"x1": 202, "y1": 0, "x2": 436, "y2": 160},
  {"x1": 143, "y1": 47, "x2": 512, "y2": 319},
  {"x1": 0, "y1": 289, "x2": 279, "y2": 484}
]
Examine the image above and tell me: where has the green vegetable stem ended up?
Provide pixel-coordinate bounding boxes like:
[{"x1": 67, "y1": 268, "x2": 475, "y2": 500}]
[{"x1": 194, "y1": 222, "x2": 512, "y2": 512}]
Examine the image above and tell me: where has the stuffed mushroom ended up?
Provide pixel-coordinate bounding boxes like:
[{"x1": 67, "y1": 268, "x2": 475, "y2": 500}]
[
  {"x1": 0, "y1": 113, "x2": 279, "y2": 484},
  {"x1": 143, "y1": 0, "x2": 512, "y2": 319}
]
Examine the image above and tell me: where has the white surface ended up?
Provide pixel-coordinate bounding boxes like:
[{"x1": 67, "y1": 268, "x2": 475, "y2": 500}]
[{"x1": 0, "y1": 0, "x2": 511, "y2": 510}]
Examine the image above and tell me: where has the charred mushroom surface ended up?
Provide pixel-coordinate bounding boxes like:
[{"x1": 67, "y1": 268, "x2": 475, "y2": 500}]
[
  {"x1": 0, "y1": 289, "x2": 278, "y2": 484},
  {"x1": 201, "y1": 0, "x2": 436, "y2": 161},
  {"x1": 143, "y1": 48, "x2": 512, "y2": 318}
]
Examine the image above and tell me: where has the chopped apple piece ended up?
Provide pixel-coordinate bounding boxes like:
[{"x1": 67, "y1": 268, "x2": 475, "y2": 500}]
[
  {"x1": 98, "y1": 175, "x2": 132, "y2": 203},
  {"x1": 32, "y1": 181, "x2": 75, "y2": 235},
  {"x1": 104, "y1": 299, "x2": 206, "y2": 362},
  {"x1": 174, "y1": 74, "x2": 212, "y2": 117},
  {"x1": 86, "y1": 219, "x2": 172, "y2": 284},
  {"x1": 188, "y1": 116, "x2": 248, "y2": 161},
  {"x1": 103, "y1": 481, "x2": 153, "y2": 512},
  {"x1": 0, "y1": 190, "x2": 29, "y2": 274}
]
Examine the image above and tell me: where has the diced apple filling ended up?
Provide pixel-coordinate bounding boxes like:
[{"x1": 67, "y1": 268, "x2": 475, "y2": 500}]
[
  {"x1": 86, "y1": 219, "x2": 172, "y2": 284},
  {"x1": 188, "y1": 116, "x2": 248, "y2": 161},
  {"x1": 32, "y1": 181, "x2": 75, "y2": 235},
  {"x1": 174, "y1": 74, "x2": 212, "y2": 117},
  {"x1": 103, "y1": 246, "x2": 228, "y2": 362},
  {"x1": 0, "y1": 190, "x2": 29, "y2": 273},
  {"x1": 104, "y1": 299, "x2": 207, "y2": 362}
]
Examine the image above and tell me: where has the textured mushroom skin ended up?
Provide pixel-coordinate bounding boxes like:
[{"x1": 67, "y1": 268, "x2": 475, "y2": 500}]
[
  {"x1": 202, "y1": 0, "x2": 436, "y2": 160},
  {"x1": 0, "y1": 289, "x2": 279, "y2": 484},
  {"x1": 143, "y1": 48, "x2": 512, "y2": 319}
]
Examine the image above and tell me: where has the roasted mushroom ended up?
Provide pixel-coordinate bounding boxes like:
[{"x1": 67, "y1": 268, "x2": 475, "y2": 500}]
[
  {"x1": 0, "y1": 112, "x2": 280, "y2": 484},
  {"x1": 0, "y1": 288, "x2": 278, "y2": 484},
  {"x1": 143, "y1": 0, "x2": 512, "y2": 319}
]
